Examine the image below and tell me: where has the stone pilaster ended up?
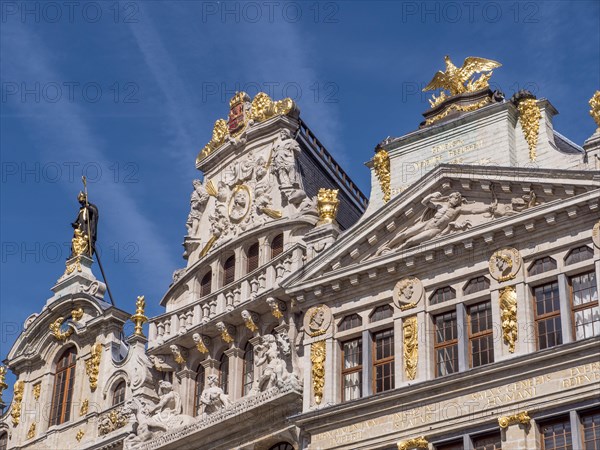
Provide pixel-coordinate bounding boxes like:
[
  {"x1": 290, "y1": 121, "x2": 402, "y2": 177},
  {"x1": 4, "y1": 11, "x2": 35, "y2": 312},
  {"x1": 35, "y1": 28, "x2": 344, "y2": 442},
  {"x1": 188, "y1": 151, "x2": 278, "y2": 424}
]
[
  {"x1": 176, "y1": 368, "x2": 196, "y2": 416},
  {"x1": 224, "y1": 347, "x2": 244, "y2": 401}
]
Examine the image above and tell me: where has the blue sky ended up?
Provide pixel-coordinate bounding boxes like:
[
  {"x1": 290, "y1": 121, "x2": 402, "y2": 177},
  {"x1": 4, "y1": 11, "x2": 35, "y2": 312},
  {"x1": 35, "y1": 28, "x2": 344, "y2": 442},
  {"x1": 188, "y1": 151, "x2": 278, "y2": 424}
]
[{"x1": 1, "y1": 0, "x2": 598, "y2": 386}]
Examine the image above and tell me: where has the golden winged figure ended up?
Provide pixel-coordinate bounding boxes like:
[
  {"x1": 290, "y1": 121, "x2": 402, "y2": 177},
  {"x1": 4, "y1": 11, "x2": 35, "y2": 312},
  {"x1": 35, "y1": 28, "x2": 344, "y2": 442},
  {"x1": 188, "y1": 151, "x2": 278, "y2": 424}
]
[{"x1": 423, "y1": 55, "x2": 502, "y2": 97}]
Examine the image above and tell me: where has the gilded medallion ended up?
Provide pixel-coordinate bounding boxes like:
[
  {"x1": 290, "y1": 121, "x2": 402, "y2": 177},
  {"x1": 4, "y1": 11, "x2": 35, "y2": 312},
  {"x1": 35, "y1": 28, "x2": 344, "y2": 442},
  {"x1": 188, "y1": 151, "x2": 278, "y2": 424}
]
[
  {"x1": 489, "y1": 247, "x2": 522, "y2": 282},
  {"x1": 228, "y1": 185, "x2": 252, "y2": 223}
]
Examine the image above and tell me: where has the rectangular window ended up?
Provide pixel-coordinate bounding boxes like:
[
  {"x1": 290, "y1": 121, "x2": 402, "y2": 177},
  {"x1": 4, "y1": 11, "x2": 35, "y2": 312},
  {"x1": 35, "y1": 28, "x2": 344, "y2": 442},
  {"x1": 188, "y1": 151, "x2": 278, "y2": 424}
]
[
  {"x1": 534, "y1": 281, "x2": 563, "y2": 350},
  {"x1": 341, "y1": 338, "x2": 362, "y2": 401},
  {"x1": 435, "y1": 441, "x2": 464, "y2": 450},
  {"x1": 570, "y1": 271, "x2": 600, "y2": 340},
  {"x1": 372, "y1": 329, "x2": 394, "y2": 393},
  {"x1": 581, "y1": 409, "x2": 600, "y2": 450},
  {"x1": 434, "y1": 311, "x2": 458, "y2": 377},
  {"x1": 473, "y1": 431, "x2": 502, "y2": 450},
  {"x1": 468, "y1": 301, "x2": 494, "y2": 368},
  {"x1": 540, "y1": 417, "x2": 572, "y2": 450}
]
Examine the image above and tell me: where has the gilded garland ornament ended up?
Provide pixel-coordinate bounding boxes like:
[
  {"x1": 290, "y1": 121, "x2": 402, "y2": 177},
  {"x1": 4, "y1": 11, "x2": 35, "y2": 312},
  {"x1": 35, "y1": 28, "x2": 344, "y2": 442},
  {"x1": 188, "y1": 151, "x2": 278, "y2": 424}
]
[
  {"x1": 397, "y1": 436, "x2": 429, "y2": 450},
  {"x1": 49, "y1": 316, "x2": 73, "y2": 341},
  {"x1": 498, "y1": 411, "x2": 531, "y2": 429},
  {"x1": 80, "y1": 399, "x2": 89, "y2": 416},
  {"x1": 11, "y1": 380, "x2": 25, "y2": 426},
  {"x1": 517, "y1": 97, "x2": 542, "y2": 161},
  {"x1": 311, "y1": 340, "x2": 326, "y2": 405},
  {"x1": 499, "y1": 286, "x2": 518, "y2": 353},
  {"x1": 316, "y1": 188, "x2": 339, "y2": 225},
  {"x1": 98, "y1": 408, "x2": 128, "y2": 435},
  {"x1": 403, "y1": 316, "x2": 418, "y2": 380},
  {"x1": 0, "y1": 366, "x2": 8, "y2": 403},
  {"x1": 27, "y1": 423, "x2": 36, "y2": 440},
  {"x1": 85, "y1": 343, "x2": 102, "y2": 391},
  {"x1": 76, "y1": 429, "x2": 85, "y2": 442},
  {"x1": 32, "y1": 383, "x2": 41, "y2": 400},
  {"x1": 373, "y1": 145, "x2": 391, "y2": 203},
  {"x1": 589, "y1": 90, "x2": 600, "y2": 130},
  {"x1": 131, "y1": 295, "x2": 148, "y2": 337},
  {"x1": 71, "y1": 307, "x2": 84, "y2": 321}
]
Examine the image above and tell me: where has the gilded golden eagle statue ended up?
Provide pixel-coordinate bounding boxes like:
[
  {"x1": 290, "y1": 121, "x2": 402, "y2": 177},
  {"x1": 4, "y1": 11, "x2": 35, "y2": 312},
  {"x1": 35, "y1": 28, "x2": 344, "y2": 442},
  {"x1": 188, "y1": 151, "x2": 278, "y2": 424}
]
[{"x1": 423, "y1": 56, "x2": 502, "y2": 105}]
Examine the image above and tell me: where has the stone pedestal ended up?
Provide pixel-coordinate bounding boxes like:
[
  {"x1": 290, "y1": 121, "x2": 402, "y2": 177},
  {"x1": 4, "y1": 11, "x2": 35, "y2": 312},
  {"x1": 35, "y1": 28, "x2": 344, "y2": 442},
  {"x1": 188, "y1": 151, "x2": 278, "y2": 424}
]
[
  {"x1": 502, "y1": 423, "x2": 537, "y2": 449},
  {"x1": 583, "y1": 129, "x2": 600, "y2": 169},
  {"x1": 49, "y1": 255, "x2": 106, "y2": 305},
  {"x1": 303, "y1": 222, "x2": 341, "y2": 260}
]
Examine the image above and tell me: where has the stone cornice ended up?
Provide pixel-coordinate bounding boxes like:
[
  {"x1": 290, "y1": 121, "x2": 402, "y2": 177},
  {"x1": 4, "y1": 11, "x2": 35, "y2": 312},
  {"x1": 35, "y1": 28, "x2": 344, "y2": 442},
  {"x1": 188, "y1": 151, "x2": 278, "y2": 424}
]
[
  {"x1": 293, "y1": 336, "x2": 599, "y2": 431},
  {"x1": 282, "y1": 164, "x2": 599, "y2": 292}
]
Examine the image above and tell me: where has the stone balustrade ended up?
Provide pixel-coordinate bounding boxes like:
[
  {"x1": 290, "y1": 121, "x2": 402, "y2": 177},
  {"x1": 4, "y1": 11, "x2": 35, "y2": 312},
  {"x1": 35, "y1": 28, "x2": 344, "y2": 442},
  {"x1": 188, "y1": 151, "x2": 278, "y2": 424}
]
[{"x1": 148, "y1": 244, "x2": 305, "y2": 348}]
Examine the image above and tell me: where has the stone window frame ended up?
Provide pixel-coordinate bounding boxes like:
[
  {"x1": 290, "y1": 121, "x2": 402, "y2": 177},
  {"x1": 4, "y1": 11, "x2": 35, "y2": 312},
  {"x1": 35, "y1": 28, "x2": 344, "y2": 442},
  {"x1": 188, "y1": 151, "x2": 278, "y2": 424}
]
[
  {"x1": 534, "y1": 406, "x2": 600, "y2": 449},
  {"x1": 564, "y1": 245, "x2": 594, "y2": 266},
  {"x1": 270, "y1": 233, "x2": 284, "y2": 260},
  {"x1": 371, "y1": 328, "x2": 394, "y2": 394},
  {"x1": 433, "y1": 310, "x2": 459, "y2": 378},
  {"x1": 338, "y1": 313, "x2": 362, "y2": 332},
  {"x1": 340, "y1": 336, "x2": 363, "y2": 402},
  {"x1": 218, "y1": 352, "x2": 229, "y2": 395},
  {"x1": 246, "y1": 242, "x2": 260, "y2": 274},
  {"x1": 111, "y1": 379, "x2": 126, "y2": 407},
  {"x1": 199, "y1": 269, "x2": 213, "y2": 297},
  {"x1": 0, "y1": 432, "x2": 7, "y2": 450},
  {"x1": 369, "y1": 304, "x2": 394, "y2": 323},
  {"x1": 222, "y1": 254, "x2": 236, "y2": 287},
  {"x1": 430, "y1": 427, "x2": 502, "y2": 450},
  {"x1": 49, "y1": 346, "x2": 78, "y2": 427},
  {"x1": 568, "y1": 270, "x2": 599, "y2": 341},
  {"x1": 241, "y1": 341, "x2": 254, "y2": 397},
  {"x1": 532, "y1": 280, "x2": 563, "y2": 350},
  {"x1": 430, "y1": 286, "x2": 457, "y2": 305},
  {"x1": 528, "y1": 255, "x2": 558, "y2": 276},
  {"x1": 463, "y1": 276, "x2": 490, "y2": 296},
  {"x1": 466, "y1": 300, "x2": 495, "y2": 369}
]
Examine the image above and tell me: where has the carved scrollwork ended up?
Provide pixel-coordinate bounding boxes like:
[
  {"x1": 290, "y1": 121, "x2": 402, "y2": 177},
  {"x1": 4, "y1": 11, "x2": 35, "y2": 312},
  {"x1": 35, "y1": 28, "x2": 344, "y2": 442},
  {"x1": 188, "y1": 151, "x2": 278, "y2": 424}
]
[
  {"x1": 49, "y1": 316, "x2": 74, "y2": 341},
  {"x1": 498, "y1": 411, "x2": 531, "y2": 429},
  {"x1": 397, "y1": 436, "x2": 429, "y2": 450}
]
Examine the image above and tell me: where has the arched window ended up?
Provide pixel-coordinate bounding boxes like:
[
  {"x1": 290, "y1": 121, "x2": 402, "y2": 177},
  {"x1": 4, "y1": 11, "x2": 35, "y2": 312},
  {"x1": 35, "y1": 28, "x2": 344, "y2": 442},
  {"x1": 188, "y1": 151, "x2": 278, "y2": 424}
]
[
  {"x1": 219, "y1": 354, "x2": 229, "y2": 395},
  {"x1": 242, "y1": 342, "x2": 254, "y2": 396},
  {"x1": 49, "y1": 347, "x2": 77, "y2": 426},
  {"x1": 369, "y1": 304, "x2": 393, "y2": 323},
  {"x1": 200, "y1": 270, "x2": 212, "y2": 297},
  {"x1": 0, "y1": 433, "x2": 8, "y2": 450},
  {"x1": 430, "y1": 286, "x2": 456, "y2": 305},
  {"x1": 268, "y1": 443, "x2": 294, "y2": 450},
  {"x1": 338, "y1": 313, "x2": 362, "y2": 331},
  {"x1": 194, "y1": 364, "x2": 205, "y2": 416},
  {"x1": 223, "y1": 256, "x2": 236, "y2": 286},
  {"x1": 247, "y1": 243, "x2": 259, "y2": 273},
  {"x1": 463, "y1": 276, "x2": 490, "y2": 295},
  {"x1": 565, "y1": 246, "x2": 594, "y2": 265},
  {"x1": 528, "y1": 256, "x2": 557, "y2": 276},
  {"x1": 112, "y1": 380, "x2": 126, "y2": 406},
  {"x1": 271, "y1": 234, "x2": 284, "y2": 259}
]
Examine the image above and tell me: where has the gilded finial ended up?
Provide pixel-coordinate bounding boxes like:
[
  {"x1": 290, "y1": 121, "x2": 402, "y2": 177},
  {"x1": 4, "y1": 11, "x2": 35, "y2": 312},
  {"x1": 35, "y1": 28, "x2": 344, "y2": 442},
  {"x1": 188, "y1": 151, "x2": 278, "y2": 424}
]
[
  {"x1": 131, "y1": 295, "x2": 148, "y2": 337},
  {"x1": 590, "y1": 91, "x2": 600, "y2": 130},
  {"x1": 316, "y1": 188, "x2": 339, "y2": 225}
]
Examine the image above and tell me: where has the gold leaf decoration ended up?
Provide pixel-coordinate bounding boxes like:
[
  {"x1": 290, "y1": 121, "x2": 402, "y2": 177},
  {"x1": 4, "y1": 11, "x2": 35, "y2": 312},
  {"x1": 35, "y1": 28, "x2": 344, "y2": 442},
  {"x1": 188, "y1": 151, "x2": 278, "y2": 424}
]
[
  {"x1": 311, "y1": 340, "x2": 326, "y2": 405},
  {"x1": 76, "y1": 429, "x2": 85, "y2": 442},
  {"x1": 373, "y1": 146, "x2": 391, "y2": 203},
  {"x1": 425, "y1": 97, "x2": 491, "y2": 126},
  {"x1": 589, "y1": 91, "x2": 600, "y2": 130},
  {"x1": 32, "y1": 383, "x2": 41, "y2": 400},
  {"x1": 11, "y1": 380, "x2": 25, "y2": 427},
  {"x1": 499, "y1": 286, "x2": 518, "y2": 353},
  {"x1": 397, "y1": 436, "x2": 429, "y2": 450},
  {"x1": 49, "y1": 317, "x2": 73, "y2": 341},
  {"x1": 517, "y1": 98, "x2": 542, "y2": 161},
  {"x1": 498, "y1": 411, "x2": 531, "y2": 429},
  {"x1": 403, "y1": 316, "x2": 418, "y2": 380},
  {"x1": 26, "y1": 423, "x2": 36, "y2": 440},
  {"x1": 85, "y1": 343, "x2": 102, "y2": 391},
  {"x1": 316, "y1": 188, "x2": 339, "y2": 225}
]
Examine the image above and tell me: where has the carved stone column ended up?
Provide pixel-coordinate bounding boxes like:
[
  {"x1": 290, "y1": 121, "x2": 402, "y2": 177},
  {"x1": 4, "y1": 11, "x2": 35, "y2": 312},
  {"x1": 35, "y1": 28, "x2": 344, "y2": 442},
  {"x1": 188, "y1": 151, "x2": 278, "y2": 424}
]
[
  {"x1": 201, "y1": 357, "x2": 219, "y2": 378},
  {"x1": 248, "y1": 335, "x2": 263, "y2": 392},
  {"x1": 224, "y1": 347, "x2": 244, "y2": 401}
]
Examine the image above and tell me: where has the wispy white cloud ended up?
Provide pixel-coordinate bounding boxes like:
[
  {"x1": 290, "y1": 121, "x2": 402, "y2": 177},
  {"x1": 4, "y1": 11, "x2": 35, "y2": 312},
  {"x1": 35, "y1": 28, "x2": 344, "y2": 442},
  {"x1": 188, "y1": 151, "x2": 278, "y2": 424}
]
[{"x1": 1, "y1": 24, "x2": 177, "y2": 288}]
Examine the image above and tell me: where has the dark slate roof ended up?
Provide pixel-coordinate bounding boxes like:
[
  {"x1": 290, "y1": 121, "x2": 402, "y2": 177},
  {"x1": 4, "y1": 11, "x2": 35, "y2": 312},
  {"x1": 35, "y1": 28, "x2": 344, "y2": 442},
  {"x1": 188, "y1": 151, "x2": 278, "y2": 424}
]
[{"x1": 554, "y1": 131, "x2": 584, "y2": 154}]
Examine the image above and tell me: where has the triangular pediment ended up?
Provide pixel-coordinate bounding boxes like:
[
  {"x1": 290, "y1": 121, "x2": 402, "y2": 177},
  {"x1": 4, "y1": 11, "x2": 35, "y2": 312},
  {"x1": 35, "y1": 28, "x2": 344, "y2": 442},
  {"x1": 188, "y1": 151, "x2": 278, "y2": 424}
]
[{"x1": 284, "y1": 164, "x2": 599, "y2": 289}]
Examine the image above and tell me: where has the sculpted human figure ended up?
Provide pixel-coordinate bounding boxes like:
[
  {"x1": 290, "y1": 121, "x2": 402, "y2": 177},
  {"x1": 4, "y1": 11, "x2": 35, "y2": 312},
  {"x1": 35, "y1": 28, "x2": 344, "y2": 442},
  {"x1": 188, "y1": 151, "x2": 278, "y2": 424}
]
[
  {"x1": 255, "y1": 334, "x2": 287, "y2": 391},
  {"x1": 186, "y1": 180, "x2": 209, "y2": 237},
  {"x1": 384, "y1": 191, "x2": 495, "y2": 251},
  {"x1": 70, "y1": 191, "x2": 99, "y2": 257},
  {"x1": 200, "y1": 374, "x2": 231, "y2": 414},
  {"x1": 230, "y1": 188, "x2": 249, "y2": 222},
  {"x1": 272, "y1": 129, "x2": 301, "y2": 187},
  {"x1": 123, "y1": 381, "x2": 193, "y2": 449}
]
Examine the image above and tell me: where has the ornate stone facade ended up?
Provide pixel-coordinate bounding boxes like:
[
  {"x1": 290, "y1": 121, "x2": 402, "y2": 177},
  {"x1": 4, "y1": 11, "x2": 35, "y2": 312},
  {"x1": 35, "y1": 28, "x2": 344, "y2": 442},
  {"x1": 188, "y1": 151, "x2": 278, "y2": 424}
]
[{"x1": 1, "y1": 81, "x2": 599, "y2": 450}]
